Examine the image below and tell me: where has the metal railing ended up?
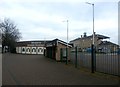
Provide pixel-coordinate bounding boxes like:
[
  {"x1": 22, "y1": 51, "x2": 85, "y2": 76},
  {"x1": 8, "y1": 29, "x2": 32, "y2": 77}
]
[{"x1": 63, "y1": 45, "x2": 120, "y2": 76}]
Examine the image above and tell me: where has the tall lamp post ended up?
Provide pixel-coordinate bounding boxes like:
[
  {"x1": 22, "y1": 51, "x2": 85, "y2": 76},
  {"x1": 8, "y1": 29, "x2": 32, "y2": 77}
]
[
  {"x1": 86, "y1": 2, "x2": 95, "y2": 73},
  {"x1": 63, "y1": 20, "x2": 69, "y2": 64},
  {"x1": 86, "y1": 2, "x2": 94, "y2": 45}
]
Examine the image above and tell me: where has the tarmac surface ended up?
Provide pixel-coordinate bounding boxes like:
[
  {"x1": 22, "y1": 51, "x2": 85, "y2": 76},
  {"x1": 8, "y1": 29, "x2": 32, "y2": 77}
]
[{"x1": 2, "y1": 53, "x2": 119, "y2": 85}]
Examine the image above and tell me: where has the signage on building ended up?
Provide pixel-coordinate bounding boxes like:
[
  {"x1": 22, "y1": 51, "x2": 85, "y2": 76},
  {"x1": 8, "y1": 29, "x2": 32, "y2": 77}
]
[
  {"x1": 46, "y1": 41, "x2": 56, "y2": 47},
  {"x1": 27, "y1": 42, "x2": 44, "y2": 47}
]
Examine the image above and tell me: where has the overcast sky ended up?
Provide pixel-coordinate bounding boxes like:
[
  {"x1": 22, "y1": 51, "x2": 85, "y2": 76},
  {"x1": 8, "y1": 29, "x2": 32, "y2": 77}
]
[{"x1": 0, "y1": 0, "x2": 119, "y2": 44}]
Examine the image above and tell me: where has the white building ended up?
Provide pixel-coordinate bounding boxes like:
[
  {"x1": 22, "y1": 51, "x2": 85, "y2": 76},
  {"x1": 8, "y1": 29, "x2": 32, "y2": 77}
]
[{"x1": 16, "y1": 40, "x2": 49, "y2": 55}]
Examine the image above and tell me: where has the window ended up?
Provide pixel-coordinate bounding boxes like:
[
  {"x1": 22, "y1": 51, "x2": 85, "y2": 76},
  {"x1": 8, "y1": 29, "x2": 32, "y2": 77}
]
[
  {"x1": 22, "y1": 48, "x2": 25, "y2": 52},
  {"x1": 38, "y1": 48, "x2": 42, "y2": 52},
  {"x1": 41, "y1": 49, "x2": 43, "y2": 52},
  {"x1": 26, "y1": 48, "x2": 30, "y2": 52},
  {"x1": 38, "y1": 49, "x2": 40, "y2": 52},
  {"x1": 32, "y1": 48, "x2": 36, "y2": 52}
]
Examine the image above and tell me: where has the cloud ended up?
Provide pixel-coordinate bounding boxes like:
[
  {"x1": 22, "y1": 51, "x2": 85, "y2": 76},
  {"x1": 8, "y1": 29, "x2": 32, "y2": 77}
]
[
  {"x1": 1, "y1": 0, "x2": 120, "y2": 3},
  {"x1": 0, "y1": 0, "x2": 119, "y2": 44}
]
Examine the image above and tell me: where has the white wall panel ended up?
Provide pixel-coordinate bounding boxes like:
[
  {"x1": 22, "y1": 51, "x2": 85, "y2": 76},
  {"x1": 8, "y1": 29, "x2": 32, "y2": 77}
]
[
  {"x1": 16, "y1": 47, "x2": 19, "y2": 53},
  {"x1": 18, "y1": 47, "x2": 22, "y2": 53}
]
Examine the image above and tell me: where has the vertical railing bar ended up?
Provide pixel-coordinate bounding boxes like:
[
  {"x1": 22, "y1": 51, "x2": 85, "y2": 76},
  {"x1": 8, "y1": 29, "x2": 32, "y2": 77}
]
[{"x1": 75, "y1": 46, "x2": 77, "y2": 68}]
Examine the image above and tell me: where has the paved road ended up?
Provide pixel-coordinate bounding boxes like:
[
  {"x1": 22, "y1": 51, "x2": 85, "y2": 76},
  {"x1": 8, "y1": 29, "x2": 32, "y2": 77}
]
[{"x1": 2, "y1": 53, "x2": 119, "y2": 85}]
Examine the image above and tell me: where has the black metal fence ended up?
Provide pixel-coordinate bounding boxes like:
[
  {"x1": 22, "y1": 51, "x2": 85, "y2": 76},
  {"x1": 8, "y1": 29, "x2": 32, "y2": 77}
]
[
  {"x1": 63, "y1": 45, "x2": 120, "y2": 76},
  {"x1": 95, "y1": 45, "x2": 119, "y2": 76}
]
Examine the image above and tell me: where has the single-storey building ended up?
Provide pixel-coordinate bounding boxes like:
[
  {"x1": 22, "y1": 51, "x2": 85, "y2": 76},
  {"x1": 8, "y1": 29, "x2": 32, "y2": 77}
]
[
  {"x1": 16, "y1": 40, "x2": 50, "y2": 54},
  {"x1": 45, "y1": 39, "x2": 72, "y2": 61}
]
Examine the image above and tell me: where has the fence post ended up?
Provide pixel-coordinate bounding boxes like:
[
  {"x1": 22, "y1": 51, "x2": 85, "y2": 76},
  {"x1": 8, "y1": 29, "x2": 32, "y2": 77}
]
[
  {"x1": 94, "y1": 46, "x2": 96, "y2": 71},
  {"x1": 75, "y1": 46, "x2": 78, "y2": 68},
  {"x1": 60, "y1": 48, "x2": 62, "y2": 62},
  {"x1": 66, "y1": 47, "x2": 68, "y2": 65},
  {"x1": 118, "y1": 46, "x2": 120, "y2": 77},
  {"x1": 91, "y1": 44, "x2": 95, "y2": 73}
]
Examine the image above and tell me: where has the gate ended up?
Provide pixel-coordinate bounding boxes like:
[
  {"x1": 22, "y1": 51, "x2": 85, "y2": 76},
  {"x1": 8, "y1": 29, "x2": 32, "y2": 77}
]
[{"x1": 70, "y1": 47, "x2": 92, "y2": 71}]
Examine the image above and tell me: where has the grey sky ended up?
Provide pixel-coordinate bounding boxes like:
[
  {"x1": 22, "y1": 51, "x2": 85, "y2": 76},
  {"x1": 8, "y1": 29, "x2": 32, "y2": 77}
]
[{"x1": 0, "y1": 0, "x2": 119, "y2": 44}]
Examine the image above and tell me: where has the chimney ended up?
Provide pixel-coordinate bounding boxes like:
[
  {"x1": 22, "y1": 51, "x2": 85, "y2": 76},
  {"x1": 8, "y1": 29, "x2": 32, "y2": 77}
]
[
  {"x1": 81, "y1": 35, "x2": 82, "y2": 38},
  {"x1": 83, "y1": 32, "x2": 87, "y2": 37}
]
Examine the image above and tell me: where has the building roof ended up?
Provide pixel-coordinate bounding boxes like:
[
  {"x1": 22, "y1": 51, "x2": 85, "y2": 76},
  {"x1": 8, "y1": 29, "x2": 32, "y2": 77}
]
[
  {"x1": 70, "y1": 34, "x2": 110, "y2": 42},
  {"x1": 46, "y1": 38, "x2": 72, "y2": 47},
  {"x1": 16, "y1": 39, "x2": 72, "y2": 47},
  {"x1": 98, "y1": 41, "x2": 119, "y2": 46}
]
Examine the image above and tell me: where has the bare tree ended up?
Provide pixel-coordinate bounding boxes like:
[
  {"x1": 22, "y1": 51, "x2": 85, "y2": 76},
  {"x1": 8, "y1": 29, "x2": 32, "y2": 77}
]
[{"x1": 0, "y1": 18, "x2": 22, "y2": 53}]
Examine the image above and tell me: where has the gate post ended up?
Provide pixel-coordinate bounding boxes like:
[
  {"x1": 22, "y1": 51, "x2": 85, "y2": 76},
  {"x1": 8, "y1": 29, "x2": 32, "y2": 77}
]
[
  {"x1": 91, "y1": 44, "x2": 95, "y2": 73},
  {"x1": 118, "y1": 46, "x2": 120, "y2": 77},
  {"x1": 94, "y1": 46, "x2": 96, "y2": 71},
  {"x1": 75, "y1": 46, "x2": 78, "y2": 68},
  {"x1": 60, "y1": 48, "x2": 63, "y2": 62},
  {"x1": 66, "y1": 47, "x2": 68, "y2": 65}
]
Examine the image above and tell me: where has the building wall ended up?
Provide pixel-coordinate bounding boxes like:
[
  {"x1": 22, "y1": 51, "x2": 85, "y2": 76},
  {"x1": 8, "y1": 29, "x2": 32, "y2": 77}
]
[
  {"x1": 18, "y1": 47, "x2": 22, "y2": 53},
  {"x1": 16, "y1": 47, "x2": 19, "y2": 53},
  {"x1": 56, "y1": 43, "x2": 70, "y2": 61},
  {"x1": 70, "y1": 37, "x2": 101, "y2": 49}
]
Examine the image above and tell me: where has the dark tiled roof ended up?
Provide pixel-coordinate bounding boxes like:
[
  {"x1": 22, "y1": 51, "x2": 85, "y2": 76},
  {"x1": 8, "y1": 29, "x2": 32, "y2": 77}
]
[
  {"x1": 99, "y1": 41, "x2": 118, "y2": 46},
  {"x1": 46, "y1": 38, "x2": 72, "y2": 47},
  {"x1": 91, "y1": 34, "x2": 109, "y2": 39},
  {"x1": 70, "y1": 34, "x2": 110, "y2": 42},
  {"x1": 16, "y1": 39, "x2": 72, "y2": 47}
]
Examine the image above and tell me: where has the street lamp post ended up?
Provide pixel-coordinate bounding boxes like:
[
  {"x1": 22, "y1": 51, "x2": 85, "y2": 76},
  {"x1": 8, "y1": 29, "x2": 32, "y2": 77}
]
[
  {"x1": 66, "y1": 20, "x2": 69, "y2": 47},
  {"x1": 86, "y1": 2, "x2": 94, "y2": 45},
  {"x1": 86, "y1": 2, "x2": 95, "y2": 73},
  {"x1": 66, "y1": 20, "x2": 69, "y2": 65},
  {"x1": 63, "y1": 20, "x2": 69, "y2": 64}
]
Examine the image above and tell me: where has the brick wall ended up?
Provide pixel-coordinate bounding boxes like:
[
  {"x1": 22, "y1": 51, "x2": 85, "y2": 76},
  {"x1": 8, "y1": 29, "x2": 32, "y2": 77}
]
[
  {"x1": 56, "y1": 43, "x2": 70, "y2": 61},
  {"x1": 71, "y1": 36, "x2": 102, "y2": 49}
]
